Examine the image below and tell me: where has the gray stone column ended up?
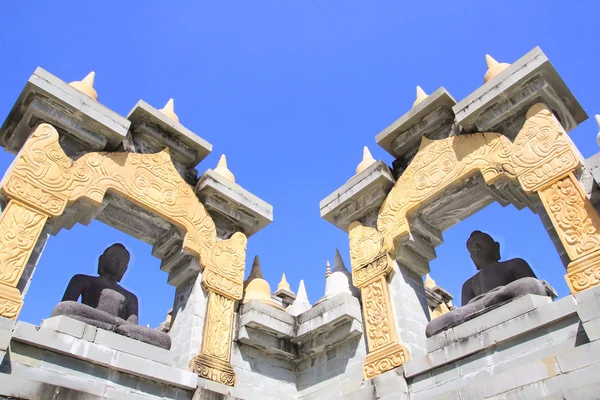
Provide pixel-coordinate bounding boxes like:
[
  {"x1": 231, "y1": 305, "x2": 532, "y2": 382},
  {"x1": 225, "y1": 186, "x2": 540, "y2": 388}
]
[{"x1": 169, "y1": 266, "x2": 208, "y2": 370}]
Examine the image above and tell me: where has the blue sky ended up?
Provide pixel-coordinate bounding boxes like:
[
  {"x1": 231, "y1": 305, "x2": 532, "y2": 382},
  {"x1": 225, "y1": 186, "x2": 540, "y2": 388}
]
[{"x1": 1, "y1": 1, "x2": 599, "y2": 328}]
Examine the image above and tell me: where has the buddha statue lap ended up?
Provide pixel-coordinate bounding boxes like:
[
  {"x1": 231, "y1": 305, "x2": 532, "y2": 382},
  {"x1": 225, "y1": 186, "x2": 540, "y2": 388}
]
[
  {"x1": 51, "y1": 243, "x2": 171, "y2": 349},
  {"x1": 425, "y1": 231, "x2": 547, "y2": 338}
]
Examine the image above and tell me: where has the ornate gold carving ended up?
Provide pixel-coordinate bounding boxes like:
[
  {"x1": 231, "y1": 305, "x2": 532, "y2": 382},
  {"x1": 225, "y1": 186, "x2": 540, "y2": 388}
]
[
  {"x1": 192, "y1": 291, "x2": 237, "y2": 385},
  {"x1": 0, "y1": 123, "x2": 248, "y2": 387},
  {"x1": 539, "y1": 173, "x2": 600, "y2": 259},
  {"x1": 348, "y1": 102, "x2": 594, "y2": 378},
  {"x1": 0, "y1": 284, "x2": 23, "y2": 319},
  {"x1": 565, "y1": 251, "x2": 600, "y2": 294},
  {"x1": 192, "y1": 353, "x2": 236, "y2": 386},
  {"x1": 2, "y1": 124, "x2": 218, "y2": 262},
  {"x1": 510, "y1": 104, "x2": 581, "y2": 192},
  {"x1": 348, "y1": 221, "x2": 409, "y2": 379},
  {"x1": 377, "y1": 133, "x2": 515, "y2": 252},
  {"x1": 352, "y1": 253, "x2": 392, "y2": 288},
  {"x1": 0, "y1": 200, "x2": 47, "y2": 288},
  {"x1": 376, "y1": 103, "x2": 580, "y2": 254},
  {"x1": 202, "y1": 232, "x2": 247, "y2": 300},
  {"x1": 537, "y1": 173, "x2": 600, "y2": 293},
  {"x1": 362, "y1": 275, "x2": 396, "y2": 352}
]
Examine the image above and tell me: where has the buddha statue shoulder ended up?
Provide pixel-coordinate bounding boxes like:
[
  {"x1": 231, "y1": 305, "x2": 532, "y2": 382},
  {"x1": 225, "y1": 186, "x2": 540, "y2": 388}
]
[
  {"x1": 51, "y1": 243, "x2": 171, "y2": 349},
  {"x1": 425, "y1": 231, "x2": 547, "y2": 338}
]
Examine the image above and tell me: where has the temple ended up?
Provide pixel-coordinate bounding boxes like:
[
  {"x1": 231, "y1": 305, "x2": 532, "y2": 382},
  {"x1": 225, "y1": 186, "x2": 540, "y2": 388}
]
[{"x1": 1, "y1": 46, "x2": 600, "y2": 399}]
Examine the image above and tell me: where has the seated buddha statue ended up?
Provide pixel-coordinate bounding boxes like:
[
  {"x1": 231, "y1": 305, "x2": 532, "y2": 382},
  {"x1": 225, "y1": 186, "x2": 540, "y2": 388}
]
[
  {"x1": 51, "y1": 243, "x2": 171, "y2": 349},
  {"x1": 425, "y1": 231, "x2": 547, "y2": 338}
]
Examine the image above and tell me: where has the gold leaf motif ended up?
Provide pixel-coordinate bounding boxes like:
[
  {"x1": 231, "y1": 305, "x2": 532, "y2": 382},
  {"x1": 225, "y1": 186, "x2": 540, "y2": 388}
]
[
  {"x1": 363, "y1": 343, "x2": 409, "y2": 380},
  {"x1": 202, "y1": 292, "x2": 235, "y2": 361},
  {"x1": 539, "y1": 174, "x2": 600, "y2": 260},
  {"x1": 363, "y1": 277, "x2": 393, "y2": 352},
  {"x1": 0, "y1": 201, "x2": 47, "y2": 287}
]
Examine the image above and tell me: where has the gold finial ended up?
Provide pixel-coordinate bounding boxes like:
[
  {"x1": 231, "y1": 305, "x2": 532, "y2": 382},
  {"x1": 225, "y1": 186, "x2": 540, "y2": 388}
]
[
  {"x1": 69, "y1": 71, "x2": 98, "y2": 101},
  {"x1": 424, "y1": 273, "x2": 437, "y2": 289},
  {"x1": 243, "y1": 256, "x2": 273, "y2": 305},
  {"x1": 325, "y1": 260, "x2": 332, "y2": 279},
  {"x1": 277, "y1": 273, "x2": 291, "y2": 292},
  {"x1": 355, "y1": 146, "x2": 376, "y2": 175},
  {"x1": 214, "y1": 154, "x2": 236, "y2": 183},
  {"x1": 413, "y1": 86, "x2": 428, "y2": 107},
  {"x1": 159, "y1": 98, "x2": 179, "y2": 122},
  {"x1": 484, "y1": 54, "x2": 510, "y2": 83}
]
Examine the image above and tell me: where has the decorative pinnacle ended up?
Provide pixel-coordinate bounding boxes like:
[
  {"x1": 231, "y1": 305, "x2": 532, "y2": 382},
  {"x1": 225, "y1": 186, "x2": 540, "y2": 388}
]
[
  {"x1": 277, "y1": 273, "x2": 291, "y2": 292},
  {"x1": 296, "y1": 280, "x2": 308, "y2": 303},
  {"x1": 214, "y1": 154, "x2": 236, "y2": 183},
  {"x1": 333, "y1": 249, "x2": 349, "y2": 273},
  {"x1": 355, "y1": 146, "x2": 376, "y2": 175},
  {"x1": 413, "y1": 85, "x2": 428, "y2": 107},
  {"x1": 424, "y1": 273, "x2": 437, "y2": 289},
  {"x1": 325, "y1": 260, "x2": 332, "y2": 278},
  {"x1": 159, "y1": 98, "x2": 179, "y2": 122},
  {"x1": 484, "y1": 54, "x2": 510, "y2": 83},
  {"x1": 69, "y1": 71, "x2": 98, "y2": 101},
  {"x1": 247, "y1": 255, "x2": 263, "y2": 281}
]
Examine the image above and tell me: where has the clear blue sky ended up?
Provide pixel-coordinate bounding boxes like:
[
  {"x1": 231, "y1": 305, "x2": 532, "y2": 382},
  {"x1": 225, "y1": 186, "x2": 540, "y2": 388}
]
[{"x1": 1, "y1": 1, "x2": 599, "y2": 328}]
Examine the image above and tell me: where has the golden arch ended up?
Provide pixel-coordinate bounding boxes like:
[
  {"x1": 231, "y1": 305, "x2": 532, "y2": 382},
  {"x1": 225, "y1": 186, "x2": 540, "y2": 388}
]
[
  {"x1": 349, "y1": 103, "x2": 600, "y2": 379},
  {"x1": 0, "y1": 123, "x2": 245, "y2": 385}
]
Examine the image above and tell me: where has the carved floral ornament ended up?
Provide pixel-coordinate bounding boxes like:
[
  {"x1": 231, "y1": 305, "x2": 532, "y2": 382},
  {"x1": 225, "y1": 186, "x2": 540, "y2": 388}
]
[
  {"x1": 0, "y1": 123, "x2": 247, "y2": 386},
  {"x1": 349, "y1": 102, "x2": 600, "y2": 379}
]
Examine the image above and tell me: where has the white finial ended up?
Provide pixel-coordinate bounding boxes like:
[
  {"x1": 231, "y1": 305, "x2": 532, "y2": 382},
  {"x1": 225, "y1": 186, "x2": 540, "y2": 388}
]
[
  {"x1": 288, "y1": 280, "x2": 311, "y2": 316},
  {"x1": 325, "y1": 260, "x2": 332, "y2": 278},
  {"x1": 484, "y1": 54, "x2": 510, "y2": 83},
  {"x1": 69, "y1": 71, "x2": 98, "y2": 101},
  {"x1": 413, "y1": 86, "x2": 428, "y2": 107},
  {"x1": 159, "y1": 98, "x2": 179, "y2": 122},
  {"x1": 355, "y1": 146, "x2": 376, "y2": 175},
  {"x1": 424, "y1": 273, "x2": 437, "y2": 289},
  {"x1": 214, "y1": 154, "x2": 236, "y2": 183},
  {"x1": 325, "y1": 249, "x2": 360, "y2": 299}
]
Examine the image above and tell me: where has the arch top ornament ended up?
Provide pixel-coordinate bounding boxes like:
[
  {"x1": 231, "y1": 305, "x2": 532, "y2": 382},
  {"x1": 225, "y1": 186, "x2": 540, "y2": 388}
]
[
  {"x1": 2, "y1": 123, "x2": 218, "y2": 260},
  {"x1": 377, "y1": 103, "x2": 581, "y2": 253}
]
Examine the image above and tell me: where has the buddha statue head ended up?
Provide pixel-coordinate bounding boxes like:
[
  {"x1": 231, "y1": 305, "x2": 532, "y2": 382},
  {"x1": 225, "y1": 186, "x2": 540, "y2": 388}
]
[
  {"x1": 466, "y1": 231, "x2": 500, "y2": 270},
  {"x1": 97, "y1": 243, "x2": 130, "y2": 282}
]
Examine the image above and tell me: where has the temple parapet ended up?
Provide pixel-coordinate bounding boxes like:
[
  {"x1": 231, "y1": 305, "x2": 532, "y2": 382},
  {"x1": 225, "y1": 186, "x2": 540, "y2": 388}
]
[{"x1": 0, "y1": 68, "x2": 130, "y2": 157}]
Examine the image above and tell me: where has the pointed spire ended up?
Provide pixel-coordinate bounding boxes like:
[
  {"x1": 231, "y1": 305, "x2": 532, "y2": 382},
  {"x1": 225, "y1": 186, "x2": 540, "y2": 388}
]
[
  {"x1": 333, "y1": 249, "x2": 349, "y2": 273},
  {"x1": 355, "y1": 146, "x2": 376, "y2": 175},
  {"x1": 69, "y1": 71, "x2": 98, "y2": 101},
  {"x1": 243, "y1": 255, "x2": 277, "y2": 307},
  {"x1": 277, "y1": 273, "x2": 291, "y2": 292},
  {"x1": 288, "y1": 280, "x2": 311, "y2": 316},
  {"x1": 424, "y1": 273, "x2": 437, "y2": 289},
  {"x1": 484, "y1": 54, "x2": 510, "y2": 83},
  {"x1": 247, "y1": 255, "x2": 263, "y2": 281},
  {"x1": 214, "y1": 154, "x2": 236, "y2": 183},
  {"x1": 413, "y1": 86, "x2": 428, "y2": 107},
  {"x1": 325, "y1": 260, "x2": 332, "y2": 278},
  {"x1": 159, "y1": 98, "x2": 179, "y2": 122}
]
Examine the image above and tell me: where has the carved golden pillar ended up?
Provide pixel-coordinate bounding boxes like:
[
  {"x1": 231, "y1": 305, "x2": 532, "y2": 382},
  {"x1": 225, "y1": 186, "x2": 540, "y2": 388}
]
[
  {"x1": 538, "y1": 173, "x2": 600, "y2": 293},
  {"x1": 349, "y1": 222, "x2": 409, "y2": 380},
  {"x1": 0, "y1": 200, "x2": 48, "y2": 318},
  {"x1": 192, "y1": 232, "x2": 247, "y2": 386},
  {"x1": 509, "y1": 103, "x2": 600, "y2": 294}
]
